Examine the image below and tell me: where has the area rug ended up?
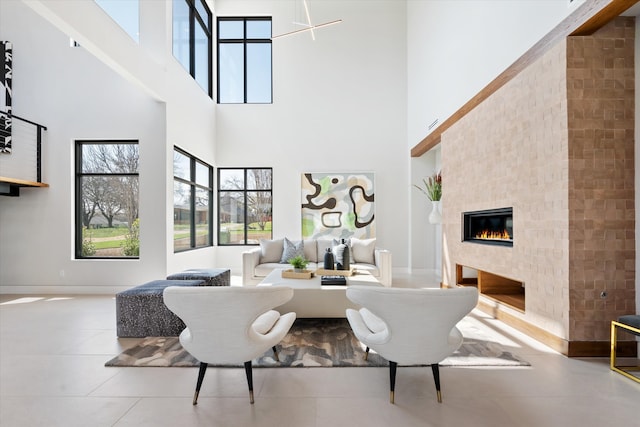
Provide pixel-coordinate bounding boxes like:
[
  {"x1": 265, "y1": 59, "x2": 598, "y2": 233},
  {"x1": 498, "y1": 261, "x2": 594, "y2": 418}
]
[{"x1": 105, "y1": 316, "x2": 530, "y2": 368}]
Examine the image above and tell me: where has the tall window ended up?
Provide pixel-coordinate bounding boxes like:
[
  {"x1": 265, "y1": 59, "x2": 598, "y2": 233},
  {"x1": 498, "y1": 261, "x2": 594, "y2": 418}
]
[
  {"x1": 75, "y1": 141, "x2": 139, "y2": 259},
  {"x1": 173, "y1": 147, "x2": 213, "y2": 252},
  {"x1": 218, "y1": 168, "x2": 272, "y2": 245},
  {"x1": 217, "y1": 17, "x2": 272, "y2": 104},
  {"x1": 173, "y1": 0, "x2": 212, "y2": 96}
]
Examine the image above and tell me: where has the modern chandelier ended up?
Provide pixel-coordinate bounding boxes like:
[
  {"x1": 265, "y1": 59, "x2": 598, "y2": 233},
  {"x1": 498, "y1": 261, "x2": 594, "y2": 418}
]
[{"x1": 271, "y1": 0, "x2": 342, "y2": 40}]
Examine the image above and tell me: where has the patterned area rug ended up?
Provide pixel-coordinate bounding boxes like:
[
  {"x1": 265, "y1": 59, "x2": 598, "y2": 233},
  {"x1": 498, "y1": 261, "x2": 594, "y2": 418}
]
[{"x1": 105, "y1": 316, "x2": 530, "y2": 368}]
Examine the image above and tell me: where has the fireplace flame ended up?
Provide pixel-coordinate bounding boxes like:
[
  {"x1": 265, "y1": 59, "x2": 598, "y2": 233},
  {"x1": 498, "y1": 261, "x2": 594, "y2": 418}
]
[{"x1": 475, "y1": 229, "x2": 511, "y2": 240}]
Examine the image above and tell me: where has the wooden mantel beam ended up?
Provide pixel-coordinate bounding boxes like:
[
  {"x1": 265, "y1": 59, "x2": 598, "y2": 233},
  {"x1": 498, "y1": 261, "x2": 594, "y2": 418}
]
[{"x1": 411, "y1": 0, "x2": 639, "y2": 158}]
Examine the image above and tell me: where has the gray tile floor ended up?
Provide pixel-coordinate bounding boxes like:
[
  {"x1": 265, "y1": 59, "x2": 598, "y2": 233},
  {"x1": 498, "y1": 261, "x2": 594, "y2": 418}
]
[{"x1": 1, "y1": 272, "x2": 639, "y2": 426}]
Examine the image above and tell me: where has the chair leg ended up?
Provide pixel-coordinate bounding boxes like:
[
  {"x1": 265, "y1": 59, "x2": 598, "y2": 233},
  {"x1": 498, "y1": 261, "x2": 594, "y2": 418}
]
[
  {"x1": 610, "y1": 320, "x2": 640, "y2": 384},
  {"x1": 389, "y1": 361, "x2": 397, "y2": 404},
  {"x1": 272, "y1": 345, "x2": 280, "y2": 362},
  {"x1": 193, "y1": 362, "x2": 208, "y2": 405},
  {"x1": 364, "y1": 346, "x2": 370, "y2": 361},
  {"x1": 244, "y1": 361, "x2": 255, "y2": 404},
  {"x1": 431, "y1": 363, "x2": 442, "y2": 403}
]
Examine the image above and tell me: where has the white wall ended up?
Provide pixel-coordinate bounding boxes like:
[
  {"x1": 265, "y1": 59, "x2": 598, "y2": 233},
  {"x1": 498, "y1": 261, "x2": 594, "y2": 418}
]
[
  {"x1": 410, "y1": 147, "x2": 440, "y2": 272},
  {"x1": 0, "y1": 0, "x2": 217, "y2": 293},
  {"x1": 406, "y1": 0, "x2": 585, "y2": 145},
  {"x1": 214, "y1": 0, "x2": 409, "y2": 272}
]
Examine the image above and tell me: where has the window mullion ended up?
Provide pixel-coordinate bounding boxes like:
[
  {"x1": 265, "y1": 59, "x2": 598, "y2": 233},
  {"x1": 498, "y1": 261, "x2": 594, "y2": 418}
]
[
  {"x1": 208, "y1": 13, "x2": 213, "y2": 98},
  {"x1": 244, "y1": 169, "x2": 248, "y2": 244},
  {"x1": 189, "y1": 6, "x2": 196, "y2": 77},
  {"x1": 244, "y1": 20, "x2": 248, "y2": 104},
  {"x1": 75, "y1": 144, "x2": 83, "y2": 259}
]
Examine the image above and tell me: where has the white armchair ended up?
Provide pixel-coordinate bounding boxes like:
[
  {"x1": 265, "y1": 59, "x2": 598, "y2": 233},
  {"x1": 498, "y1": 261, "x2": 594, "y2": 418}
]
[
  {"x1": 345, "y1": 286, "x2": 478, "y2": 403},
  {"x1": 163, "y1": 286, "x2": 296, "y2": 404}
]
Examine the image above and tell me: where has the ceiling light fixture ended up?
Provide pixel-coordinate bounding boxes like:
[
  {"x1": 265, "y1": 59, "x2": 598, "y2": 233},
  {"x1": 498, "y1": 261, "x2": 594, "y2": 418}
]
[{"x1": 272, "y1": 0, "x2": 342, "y2": 40}]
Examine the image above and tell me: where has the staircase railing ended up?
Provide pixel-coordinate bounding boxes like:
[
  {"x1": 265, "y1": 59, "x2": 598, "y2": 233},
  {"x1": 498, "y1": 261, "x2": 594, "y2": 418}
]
[{"x1": 0, "y1": 110, "x2": 48, "y2": 183}]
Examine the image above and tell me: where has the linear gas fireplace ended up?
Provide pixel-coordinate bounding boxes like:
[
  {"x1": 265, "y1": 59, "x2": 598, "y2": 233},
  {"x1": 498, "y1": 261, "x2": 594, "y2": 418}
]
[{"x1": 463, "y1": 207, "x2": 513, "y2": 247}]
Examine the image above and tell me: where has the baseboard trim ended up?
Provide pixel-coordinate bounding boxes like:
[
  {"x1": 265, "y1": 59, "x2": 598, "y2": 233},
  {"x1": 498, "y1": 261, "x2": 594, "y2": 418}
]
[
  {"x1": 475, "y1": 299, "x2": 568, "y2": 355},
  {"x1": 475, "y1": 299, "x2": 638, "y2": 357}
]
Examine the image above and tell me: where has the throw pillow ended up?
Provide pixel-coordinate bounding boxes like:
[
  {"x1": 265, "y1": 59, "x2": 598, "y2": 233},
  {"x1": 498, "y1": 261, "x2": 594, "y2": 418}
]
[
  {"x1": 332, "y1": 238, "x2": 351, "y2": 268},
  {"x1": 280, "y1": 238, "x2": 305, "y2": 263},
  {"x1": 260, "y1": 238, "x2": 284, "y2": 263},
  {"x1": 350, "y1": 237, "x2": 376, "y2": 264}
]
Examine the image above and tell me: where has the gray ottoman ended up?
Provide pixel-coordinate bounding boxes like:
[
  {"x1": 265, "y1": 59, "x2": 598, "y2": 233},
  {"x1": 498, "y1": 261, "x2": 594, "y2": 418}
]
[
  {"x1": 166, "y1": 268, "x2": 230, "y2": 286},
  {"x1": 116, "y1": 279, "x2": 205, "y2": 337}
]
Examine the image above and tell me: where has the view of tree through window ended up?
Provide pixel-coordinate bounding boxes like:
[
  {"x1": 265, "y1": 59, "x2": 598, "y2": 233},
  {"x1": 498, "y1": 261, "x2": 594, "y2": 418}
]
[
  {"x1": 218, "y1": 168, "x2": 272, "y2": 245},
  {"x1": 75, "y1": 141, "x2": 139, "y2": 258},
  {"x1": 173, "y1": 147, "x2": 213, "y2": 251}
]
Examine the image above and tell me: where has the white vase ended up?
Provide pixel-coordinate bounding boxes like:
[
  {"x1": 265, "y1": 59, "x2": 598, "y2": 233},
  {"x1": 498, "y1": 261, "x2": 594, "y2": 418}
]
[{"x1": 428, "y1": 200, "x2": 441, "y2": 224}]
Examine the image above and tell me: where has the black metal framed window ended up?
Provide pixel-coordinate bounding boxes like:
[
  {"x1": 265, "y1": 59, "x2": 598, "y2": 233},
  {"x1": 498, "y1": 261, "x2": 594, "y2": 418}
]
[
  {"x1": 217, "y1": 17, "x2": 272, "y2": 104},
  {"x1": 173, "y1": 147, "x2": 214, "y2": 252},
  {"x1": 218, "y1": 168, "x2": 272, "y2": 245},
  {"x1": 75, "y1": 140, "x2": 139, "y2": 259},
  {"x1": 173, "y1": 0, "x2": 213, "y2": 97}
]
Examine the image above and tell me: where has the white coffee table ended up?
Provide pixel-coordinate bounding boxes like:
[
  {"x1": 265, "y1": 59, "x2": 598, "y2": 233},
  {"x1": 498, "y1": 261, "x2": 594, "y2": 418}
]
[{"x1": 257, "y1": 268, "x2": 383, "y2": 318}]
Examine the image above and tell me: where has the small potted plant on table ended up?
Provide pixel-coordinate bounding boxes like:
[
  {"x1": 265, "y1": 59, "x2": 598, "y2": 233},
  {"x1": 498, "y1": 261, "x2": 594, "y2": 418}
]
[{"x1": 289, "y1": 255, "x2": 309, "y2": 273}]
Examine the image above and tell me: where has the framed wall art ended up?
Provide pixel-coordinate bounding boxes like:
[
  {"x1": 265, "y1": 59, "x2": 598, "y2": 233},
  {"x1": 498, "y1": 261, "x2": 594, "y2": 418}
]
[
  {"x1": 301, "y1": 172, "x2": 375, "y2": 240},
  {"x1": 0, "y1": 41, "x2": 12, "y2": 154}
]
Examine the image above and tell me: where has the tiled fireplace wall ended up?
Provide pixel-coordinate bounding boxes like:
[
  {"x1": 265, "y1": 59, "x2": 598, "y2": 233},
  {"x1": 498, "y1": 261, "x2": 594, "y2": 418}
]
[{"x1": 441, "y1": 17, "x2": 635, "y2": 350}]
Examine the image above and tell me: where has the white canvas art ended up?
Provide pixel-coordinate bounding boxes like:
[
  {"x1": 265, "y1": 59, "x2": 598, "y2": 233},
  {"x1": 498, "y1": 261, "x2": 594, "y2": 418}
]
[{"x1": 301, "y1": 172, "x2": 375, "y2": 240}]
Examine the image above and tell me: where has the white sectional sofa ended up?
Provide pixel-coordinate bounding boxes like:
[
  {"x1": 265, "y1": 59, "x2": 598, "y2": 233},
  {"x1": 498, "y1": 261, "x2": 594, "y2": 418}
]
[{"x1": 242, "y1": 237, "x2": 392, "y2": 286}]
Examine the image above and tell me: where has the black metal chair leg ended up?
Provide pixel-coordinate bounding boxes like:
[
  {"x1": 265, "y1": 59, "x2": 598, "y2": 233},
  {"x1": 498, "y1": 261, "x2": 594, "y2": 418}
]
[
  {"x1": 389, "y1": 361, "x2": 397, "y2": 404},
  {"x1": 193, "y1": 362, "x2": 208, "y2": 405},
  {"x1": 431, "y1": 363, "x2": 442, "y2": 403},
  {"x1": 272, "y1": 345, "x2": 279, "y2": 362},
  {"x1": 364, "y1": 346, "x2": 370, "y2": 361},
  {"x1": 244, "y1": 361, "x2": 254, "y2": 404}
]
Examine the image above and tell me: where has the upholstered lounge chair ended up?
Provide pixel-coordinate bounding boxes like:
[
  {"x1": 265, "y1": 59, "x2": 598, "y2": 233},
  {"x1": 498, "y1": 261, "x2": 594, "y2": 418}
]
[
  {"x1": 345, "y1": 285, "x2": 478, "y2": 403},
  {"x1": 163, "y1": 286, "x2": 296, "y2": 404}
]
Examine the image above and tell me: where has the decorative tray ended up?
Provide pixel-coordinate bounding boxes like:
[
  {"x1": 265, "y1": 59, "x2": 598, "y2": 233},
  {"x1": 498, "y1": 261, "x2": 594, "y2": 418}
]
[{"x1": 281, "y1": 269, "x2": 314, "y2": 279}]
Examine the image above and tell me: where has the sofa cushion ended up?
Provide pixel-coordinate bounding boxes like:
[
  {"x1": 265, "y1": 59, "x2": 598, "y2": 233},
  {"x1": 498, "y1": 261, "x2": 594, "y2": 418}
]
[
  {"x1": 280, "y1": 237, "x2": 305, "y2": 263},
  {"x1": 260, "y1": 238, "x2": 284, "y2": 263},
  {"x1": 351, "y1": 238, "x2": 376, "y2": 264},
  {"x1": 317, "y1": 239, "x2": 333, "y2": 255},
  {"x1": 303, "y1": 239, "x2": 318, "y2": 262}
]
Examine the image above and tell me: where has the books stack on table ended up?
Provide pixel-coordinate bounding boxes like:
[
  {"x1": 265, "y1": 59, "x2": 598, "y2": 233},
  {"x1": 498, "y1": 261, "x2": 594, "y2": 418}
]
[{"x1": 321, "y1": 275, "x2": 347, "y2": 286}]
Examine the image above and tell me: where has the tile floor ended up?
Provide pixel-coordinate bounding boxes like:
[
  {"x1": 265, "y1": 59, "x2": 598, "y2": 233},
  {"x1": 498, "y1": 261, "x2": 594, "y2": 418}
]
[{"x1": 1, "y1": 272, "x2": 639, "y2": 426}]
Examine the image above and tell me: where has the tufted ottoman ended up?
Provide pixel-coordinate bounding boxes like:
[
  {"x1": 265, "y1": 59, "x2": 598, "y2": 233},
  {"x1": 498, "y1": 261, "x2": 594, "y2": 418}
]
[
  {"x1": 166, "y1": 268, "x2": 230, "y2": 286},
  {"x1": 116, "y1": 279, "x2": 206, "y2": 337}
]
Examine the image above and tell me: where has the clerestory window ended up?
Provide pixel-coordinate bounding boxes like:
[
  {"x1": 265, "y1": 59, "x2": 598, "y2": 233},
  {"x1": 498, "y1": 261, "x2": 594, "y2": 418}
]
[
  {"x1": 173, "y1": 0, "x2": 213, "y2": 97},
  {"x1": 217, "y1": 17, "x2": 272, "y2": 104}
]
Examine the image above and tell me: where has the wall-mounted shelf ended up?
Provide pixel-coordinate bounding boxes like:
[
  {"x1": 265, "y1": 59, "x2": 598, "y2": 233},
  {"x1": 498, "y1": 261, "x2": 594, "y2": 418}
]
[{"x1": 0, "y1": 176, "x2": 49, "y2": 197}]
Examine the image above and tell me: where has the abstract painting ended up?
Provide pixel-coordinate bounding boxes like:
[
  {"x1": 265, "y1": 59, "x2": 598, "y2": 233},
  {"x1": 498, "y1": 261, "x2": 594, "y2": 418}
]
[
  {"x1": 0, "y1": 41, "x2": 12, "y2": 154},
  {"x1": 301, "y1": 172, "x2": 375, "y2": 240}
]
